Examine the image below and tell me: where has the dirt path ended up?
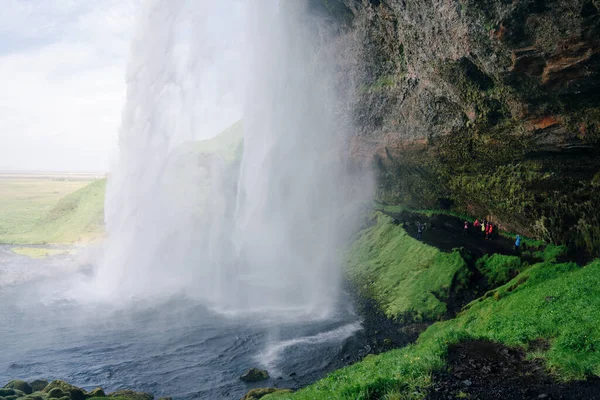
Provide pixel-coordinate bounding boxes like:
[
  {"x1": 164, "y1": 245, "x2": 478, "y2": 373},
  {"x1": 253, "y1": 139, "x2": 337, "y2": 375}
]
[
  {"x1": 427, "y1": 341, "x2": 600, "y2": 400},
  {"x1": 382, "y1": 210, "x2": 521, "y2": 258}
]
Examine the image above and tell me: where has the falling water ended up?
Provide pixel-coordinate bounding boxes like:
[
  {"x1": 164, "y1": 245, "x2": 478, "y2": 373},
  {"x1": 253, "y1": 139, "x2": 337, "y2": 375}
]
[{"x1": 96, "y1": 0, "x2": 371, "y2": 319}]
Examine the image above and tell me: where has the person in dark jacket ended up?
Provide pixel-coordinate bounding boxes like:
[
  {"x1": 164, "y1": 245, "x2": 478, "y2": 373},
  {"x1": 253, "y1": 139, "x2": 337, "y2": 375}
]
[{"x1": 417, "y1": 222, "x2": 423, "y2": 240}]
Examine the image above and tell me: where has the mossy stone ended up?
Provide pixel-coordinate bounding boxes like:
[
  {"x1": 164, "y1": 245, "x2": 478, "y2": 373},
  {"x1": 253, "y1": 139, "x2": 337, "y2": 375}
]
[
  {"x1": 240, "y1": 368, "x2": 269, "y2": 383},
  {"x1": 0, "y1": 390, "x2": 24, "y2": 398},
  {"x1": 46, "y1": 389, "x2": 66, "y2": 399},
  {"x1": 241, "y1": 388, "x2": 292, "y2": 400},
  {"x1": 108, "y1": 390, "x2": 153, "y2": 400},
  {"x1": 43, "y1": 382, "x2": 85, "y2": 400},
  {"x1": 4, "y1": 381, "x2": 32, "y2": 395},
  {"x1": 29, "y1": 382, "x2": 49, "y2": 393},
  {"x1": 86, "y1": 388, "x2": 105, "y2": 398},
  {"x1": 23, "y1": 393, "x2": 47, "y2": 400}
]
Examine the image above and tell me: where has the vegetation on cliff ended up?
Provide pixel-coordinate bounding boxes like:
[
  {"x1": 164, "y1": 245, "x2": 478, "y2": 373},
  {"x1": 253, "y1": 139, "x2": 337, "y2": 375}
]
[
  {"x1": 346, "y1": 213, "x2": 471, "y2": 321},
  {"x1": 266, "y1": 211, "x2": 600, "y2": 399},
  {"x1": 324, "y1": 0, "x2": 600, "y2": 256}
]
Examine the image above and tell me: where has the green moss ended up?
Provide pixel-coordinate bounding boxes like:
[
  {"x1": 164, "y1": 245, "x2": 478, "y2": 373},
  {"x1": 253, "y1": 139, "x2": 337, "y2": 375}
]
[
  {"x1": 347, "y1": 213, "x2": 471, "y2": 322},
  {"x1": 534, "y1": 244, "x2": 568, "y2": 263},
  {"x1": 476, "y1": 253, "x2": 523, "y2": 286},
  {"x1": 267, "y1": 259, "x2": 600, "y2": 399}
]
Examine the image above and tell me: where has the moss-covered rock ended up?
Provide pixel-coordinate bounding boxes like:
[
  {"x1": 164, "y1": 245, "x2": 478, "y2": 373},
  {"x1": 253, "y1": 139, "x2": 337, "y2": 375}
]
[
  {"x1": 42, "y1": 382, "x2": 85, "y2": 400},
  {"x1": 241, "y1": 388, "x2": 292, "y2": 400},
  {"x1": 0, "y1": 389, "x2": 25, "y2": 398},
  {"x1": 29, "y1": 382, "x2": 48, "y2": 393},
  {"x1": 322, "y1": 0, "x2": 600, "y2": 257},
  {"x1": 107, "y1": 390, "x2": 152, "y2": 400},
  {"x1": 22, "y1": 392, "x2": 47, "y2": 400},
  {"x1": 4, "y1": 381, "x2": 32, "y2": 395},
  {"x1": 46, "y1": 389, "x2": 66, "y2": 400},
  {"x1": 85, "y1": 389, "x2": 105, "y2": 399},
  {"x1": 240, "y1": 368, "x2": 269, "y2": 383}
]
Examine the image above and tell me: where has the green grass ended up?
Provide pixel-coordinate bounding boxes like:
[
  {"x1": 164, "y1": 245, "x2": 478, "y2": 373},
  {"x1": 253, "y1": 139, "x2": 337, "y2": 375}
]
[
  {"x1": 0, "y1": 178, "x2": 93, "y2": 239},
  {"x1": 11, "y1": 247, "x2": 71, "y2": 259},
  {"x1": 347, "y1": 212, "x2": 471, "y2": 322},
  {"x1": 475, "y1": 253, "x2": 523, "y2": 286},
  {"x1": 267, "y1": 259, "x2": 600, "y2": 399},
  {"x1": 0, "y1": 179, "x2": 106, "y2": 244}
]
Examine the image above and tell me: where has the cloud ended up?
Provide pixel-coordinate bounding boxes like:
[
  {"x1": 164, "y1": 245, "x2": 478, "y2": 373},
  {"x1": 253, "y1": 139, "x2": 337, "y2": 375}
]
[{"x1": 0, "y1": 0, "x2": 140, "y2": 171}]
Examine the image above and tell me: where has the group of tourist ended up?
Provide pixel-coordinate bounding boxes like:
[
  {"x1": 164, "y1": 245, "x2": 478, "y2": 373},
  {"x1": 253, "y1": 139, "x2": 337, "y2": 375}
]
[{"x1": 464, "y1": 218, "x2": 495, "y2": 239}]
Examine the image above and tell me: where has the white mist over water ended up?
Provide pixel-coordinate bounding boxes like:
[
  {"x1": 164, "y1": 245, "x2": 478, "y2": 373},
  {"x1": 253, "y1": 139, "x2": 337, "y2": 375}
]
[{"x1": 96, "y1": 0, "x2": 371, "y2": 318}]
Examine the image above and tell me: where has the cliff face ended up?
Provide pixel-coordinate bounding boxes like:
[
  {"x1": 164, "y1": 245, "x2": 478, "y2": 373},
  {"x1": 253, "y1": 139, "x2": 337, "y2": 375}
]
[{"x1": 319, "y1": 0, "x2": 600, "y2": 254}]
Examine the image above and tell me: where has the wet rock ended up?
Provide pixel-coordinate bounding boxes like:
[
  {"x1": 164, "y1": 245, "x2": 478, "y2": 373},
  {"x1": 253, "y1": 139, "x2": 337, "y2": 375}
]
[
  {"x1": 29, "y1": 382, "x2": 49, "y2": 393},
  {"x1": 43, "y1": 382, "x2": 85, "y2": 400},
  {"x1": 86, "y1": 388, "x2": 105, "y2": 398},
  {"x1": 47, "y1": 389, "x2": 66, "y2": 399},
  {"x1": 463, "y1": 380, "x2": 472, "y2": 387},
  {"x1": 0, "y1": 390, "x2": 25, "y2": 398},
  {"x1": 240, "y1": 368, "x2": 269, "y2": 383},
  {"x1": 23, "y1": 393, "x2": 47, "y2": 400},
  {"x1": 4, "y1": 380, "x2": 33, "y2": 395},
  {"x1": 157, "y1": 398, "x2": 172, "y2": 400},
  {"x1": 538, "y1": 395, "x2": 548, "y2": 399},
  {"x1": 241, "y1": 388, "x2": 292, "y2": 400},
  {"x1": 108, "y1": 390, "x2": 153, "y2": 400}
]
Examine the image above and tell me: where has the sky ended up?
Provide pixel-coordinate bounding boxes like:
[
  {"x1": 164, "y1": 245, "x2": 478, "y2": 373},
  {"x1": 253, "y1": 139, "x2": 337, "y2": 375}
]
[{"x1": 0, "y1": 0, "x2": 141, "y2": 172}]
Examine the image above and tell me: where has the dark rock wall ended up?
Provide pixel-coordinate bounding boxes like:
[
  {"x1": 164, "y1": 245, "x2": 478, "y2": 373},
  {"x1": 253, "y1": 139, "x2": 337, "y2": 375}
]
[{"x1": 320, "y1": 0, "x2": 600, "y2": 254}]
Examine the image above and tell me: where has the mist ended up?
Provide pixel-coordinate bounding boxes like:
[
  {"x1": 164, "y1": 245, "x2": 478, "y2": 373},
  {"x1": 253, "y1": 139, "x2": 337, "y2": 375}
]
[{"x1": 95, "y1": 0, "x2": 372, "y2": 318}]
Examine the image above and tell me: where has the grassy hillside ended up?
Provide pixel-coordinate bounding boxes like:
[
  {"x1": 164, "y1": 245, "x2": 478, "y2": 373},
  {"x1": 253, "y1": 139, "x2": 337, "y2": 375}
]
[
  {"x1": 0, "y1": 178, "x2": 106, "y2": 245},
  {"x1": 265, "y1": 213, "x2": 600, "y2": 400},
  {"x1": 0, "y1": 178, "x2": 92, "y2": 239},
  {"x1": 193, "y1": 120, "x2": 243, "y2": 162},
  {"x1": 347, "y1": 213, "x2": 471, "y2": 322}
]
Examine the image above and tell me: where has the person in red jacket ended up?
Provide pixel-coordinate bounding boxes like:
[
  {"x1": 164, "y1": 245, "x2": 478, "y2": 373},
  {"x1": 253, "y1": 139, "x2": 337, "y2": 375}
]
[{"x1": 486, "y1": 223, "x2": 493, "y2": 240}]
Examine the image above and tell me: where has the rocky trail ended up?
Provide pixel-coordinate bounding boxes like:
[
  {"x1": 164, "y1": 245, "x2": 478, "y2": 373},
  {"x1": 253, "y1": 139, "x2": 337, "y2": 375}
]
[{"x1": 382, "y1": 209, "x2": 521, "y2": 259}]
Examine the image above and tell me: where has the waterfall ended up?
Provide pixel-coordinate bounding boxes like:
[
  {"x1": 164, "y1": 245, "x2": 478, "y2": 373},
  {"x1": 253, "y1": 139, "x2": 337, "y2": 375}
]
[{"x1": 95, "y1": 0, "x2": 371, "y2": 319}]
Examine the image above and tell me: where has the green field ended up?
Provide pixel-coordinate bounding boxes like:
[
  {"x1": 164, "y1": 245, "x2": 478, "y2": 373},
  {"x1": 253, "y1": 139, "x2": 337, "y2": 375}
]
[{"x1": 0, "y1": 175, "x2": 106, "y2": 245}]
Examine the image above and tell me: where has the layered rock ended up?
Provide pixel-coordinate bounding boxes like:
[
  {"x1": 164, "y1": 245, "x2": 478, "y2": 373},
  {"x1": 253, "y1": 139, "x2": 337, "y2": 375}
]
[{"x1": 317, "y1": 0, "x2": 600, "y2": 254}]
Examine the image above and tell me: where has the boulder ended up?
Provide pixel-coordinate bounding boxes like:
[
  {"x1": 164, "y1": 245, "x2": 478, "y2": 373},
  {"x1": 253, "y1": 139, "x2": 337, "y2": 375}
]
[
  {"x1": 108, "y1": 390, "x2": 153, "y2": 400},
  {"x1": 43, "y1": 382, "x2": 85, "y2": 400},
  {"x1": 4, "y1": 381, "x2": 32, "y2": 395},
  {"x1": 0, "y1": 389, "x2": 25, "y2": 398},
  {"x1": 241, "y1": 388, "x2": 292, "y2": 400},
  {"x1": 23, "y1": 393, "x2": 47, "y2": 400},
  {"x1": 86, "y1": 388, "x2": 105, "y2": 398},
  {"x1": 46, "y1": 389, "x2": 66, "y2": 399},
  {"x1": 29, "y1": 382, "x2": 49, "y2": 393},
  {"x1": 240, "y1": 368, "x2": 269, "y2": 383}
]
